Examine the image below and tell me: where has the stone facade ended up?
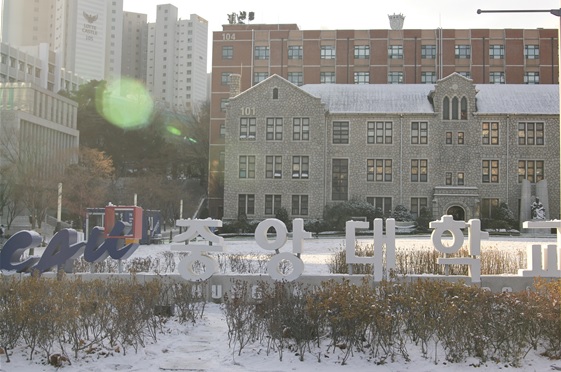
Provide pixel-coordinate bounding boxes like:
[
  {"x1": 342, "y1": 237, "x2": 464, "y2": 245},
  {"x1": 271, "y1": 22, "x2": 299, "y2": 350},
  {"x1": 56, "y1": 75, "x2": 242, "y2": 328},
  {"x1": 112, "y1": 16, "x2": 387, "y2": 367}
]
[{"x1": 223, "y1": 73, "x2": 559, "y2": 223}]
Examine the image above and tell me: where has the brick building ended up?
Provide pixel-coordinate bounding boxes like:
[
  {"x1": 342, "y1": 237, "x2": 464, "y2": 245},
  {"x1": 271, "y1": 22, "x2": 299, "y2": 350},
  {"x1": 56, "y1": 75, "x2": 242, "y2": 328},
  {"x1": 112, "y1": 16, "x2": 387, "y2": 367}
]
[
  {"x1": 208, "y1": 24, "x2": 559, "y2": 218},
  {"x1": 222, "y1": 73, "x2": 559, "y2": 224}
]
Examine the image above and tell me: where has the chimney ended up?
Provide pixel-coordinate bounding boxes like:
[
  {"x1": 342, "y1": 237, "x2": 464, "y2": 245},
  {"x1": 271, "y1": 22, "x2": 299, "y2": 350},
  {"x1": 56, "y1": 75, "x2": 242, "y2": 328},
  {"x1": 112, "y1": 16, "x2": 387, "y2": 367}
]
[{"x1": 229, "y1": 74, "x2": 241, "y2": 97}]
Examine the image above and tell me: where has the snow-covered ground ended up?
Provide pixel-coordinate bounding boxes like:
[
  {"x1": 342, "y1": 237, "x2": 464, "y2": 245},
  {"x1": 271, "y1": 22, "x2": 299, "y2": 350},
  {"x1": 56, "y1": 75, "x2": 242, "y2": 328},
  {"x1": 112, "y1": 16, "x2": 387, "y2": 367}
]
[{"x1": 4, "y1": 234, "x2": 561, "y2": 371}]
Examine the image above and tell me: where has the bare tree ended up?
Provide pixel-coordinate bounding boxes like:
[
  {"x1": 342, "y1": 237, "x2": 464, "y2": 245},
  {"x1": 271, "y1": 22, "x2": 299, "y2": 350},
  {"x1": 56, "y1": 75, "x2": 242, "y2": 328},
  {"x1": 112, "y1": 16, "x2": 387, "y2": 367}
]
[
  {"x1": 0, "y1": 127, "x2": 64, "y2": 230},
  {"x1": 62, "y1": 147, "x2": 114, "y2": 229}
]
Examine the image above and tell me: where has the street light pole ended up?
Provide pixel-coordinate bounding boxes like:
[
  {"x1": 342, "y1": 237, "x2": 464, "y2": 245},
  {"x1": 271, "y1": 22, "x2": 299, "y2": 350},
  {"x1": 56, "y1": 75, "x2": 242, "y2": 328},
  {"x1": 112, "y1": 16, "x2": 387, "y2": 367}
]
[{"x1": 478, "y1": 7, "x2": 561, "y2": 222}]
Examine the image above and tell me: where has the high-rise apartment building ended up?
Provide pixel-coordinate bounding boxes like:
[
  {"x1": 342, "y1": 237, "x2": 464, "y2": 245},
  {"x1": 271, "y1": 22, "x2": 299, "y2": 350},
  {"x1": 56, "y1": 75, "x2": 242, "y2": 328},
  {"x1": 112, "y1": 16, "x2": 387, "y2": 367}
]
[
  {"x1": 146, "y1": 4, "x2": 208, "y2": 111},
  {"x1": 122, "y1": 12, "x2": 148, "y2": 82},
  {"x1": 208, "y1": 23, "x2": 559, "y2": 219},
  {"x1": 2, "y1": 0, "x2": 123, "y2": 81}
]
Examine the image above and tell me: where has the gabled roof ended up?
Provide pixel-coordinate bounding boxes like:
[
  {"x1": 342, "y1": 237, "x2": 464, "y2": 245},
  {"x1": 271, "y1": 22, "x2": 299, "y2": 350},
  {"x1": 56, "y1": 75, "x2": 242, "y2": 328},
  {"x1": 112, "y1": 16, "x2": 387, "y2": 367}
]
[
  {"x1": 300, "y1": 82, "x2": 559, "y2": 115},
  {"x1": 474, "y1": 84, "x2": 559, "y2": 115},
  {"x1": 300, "y1": 84, "x2": 434, "y2": 114}
]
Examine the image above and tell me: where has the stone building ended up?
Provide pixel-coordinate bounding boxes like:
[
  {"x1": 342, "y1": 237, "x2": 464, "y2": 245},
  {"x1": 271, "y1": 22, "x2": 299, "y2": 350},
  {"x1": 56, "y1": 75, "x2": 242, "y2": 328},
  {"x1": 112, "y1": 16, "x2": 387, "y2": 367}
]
[
  {"x1": 209, "y1": 24, "x2": 559, "y2": 218},
  {"x1": 223, "y1": 73, "x2": 559, "y2": 223}
]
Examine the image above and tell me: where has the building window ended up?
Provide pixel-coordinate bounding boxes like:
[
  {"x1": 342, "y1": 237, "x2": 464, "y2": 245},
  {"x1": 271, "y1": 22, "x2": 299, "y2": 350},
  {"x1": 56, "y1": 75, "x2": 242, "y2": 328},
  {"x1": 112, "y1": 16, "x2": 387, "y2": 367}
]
[
  {"x1": 518, "y1": 160, "x2": 544, "y2": 183},
  {"x1": 411, "y1": 122, "x2": 428, "y2": 144},
  {"x1": 221, "y1": 72, "x2": 231, "y2": 85},
  {"x1": 482, "y1": 122, "x2": 499, "y2": 145},
  {"x1": 410, "y1": 198, "x2": 428, "y2": 219},
  {"x1": 446, "y1": 132, "x2": 453, "y2": 144},
  {"x1": 239, "y1": 117, "x2": 256, "y2": 139},
  {"x1": 455, "y1": 45, "x2": 471, "y2": 59},
  {"x1": 266, "y1": 118, "x2": 283, "y2": 140},
  {"x1": 265, "y1": 156, "x2": 283, "y2": 179},
  {"x1": 458, "y1": 132, "x2": 465, "y2": 144},
  {"x1": 524, "y1": 72, "x2": 539, "y2": 84},
  {"x1": 421, "y1": 45, "x2": 436, "y2": 59},
  {"x1": 273, "y1": 88, "x2": 279, "y2": 99},
  {"x1": 443, "y1": 97, "x2": 450, "y2": 120},
  {"x1": 388, "y1": 72, "x2": 404, "y2": 84},
  {"x1": 238, "y1": 194, "x2": 255, "y2": 216},
  {"x1": 481, "y1": 198, "x2": 499, "y2": 219},
  {"x1": 254, "y1": 72, "x2": 268, "y2": 84},
  {"x1": 524, "y1": 45, "x2": 539, "y2": 59},
  {"x1": 239, "y1": 156, "x2": 255, "y2": 179},
  {"x1": 354, "y1": 45, "x2": 370, "y2": 59},
  {"x1": 332, "y1": 159, "x2": 349, "y2": 201},
  {"x1": 482, "y1": 160, "x2": 499, "y2": 183},
  {"x1": 287, "y1": 72, "x2": 303, "y2": 86},
  {"x1": 222, "y1": 46, "x2": 233, "y2": 59},
  {"x1": 367, "y1": 121, "x2": 392, "y2": 144},
  {"x1": 489, "y1": 45, "x2": 505, "y2": 59},
  {"x1": 292, "y1": 195, "x2": 308, "y2": 215},
  {"x1": 518, "y1": 122, "x2": 544, "y2": 145},
  {"x1": 443, "y1": 96, "x2": 467, "y2": 120},
  {"x1": 489, "y1": 72, "x2": 505, "y2": 84},
  {"x1": 411, "y1": 159, "x2": 428, "y2": 182},
  {"x1": 421, "y1": 72, "x2": 436, "y2": 84},
  {"x1": 457, "y1": 172, "x2": 465, "y2": 186},
  {"x1": 220, "y1": 123, "x2": 226, "y2": 138},
  {"x1": 254, "y1": 46, "x2": 269, "y2": 60},
  {"x1": 265, "y1": 195, "x2": 282, "y2": 215},
  {"x1": 458, "y1": 71, "x2": 471, "y2": 79},
  {"x1": 332, "y1": 121, "x2": 349, "y2": 144},
  {"x1": 388, "y1": 45, "x2": 403, "y2": 59},
  {"x1": 293, "y1": 118, "x2": 310, "y2": 141},
  {"x1": 461, "y1": 97, "x2": 468, "y2": 119},
  {"x1": 292, "y1": 156, "x2": 309, "y2": 178},
  {"x1": 367, "y1": 159, "x2": 392, "y2": 182},
  {"x1": 320, "y1": 72, "x2": 336, "y2": 84},
  {"x1": 220, "y1": 98, "x2": 228, "y2": 111},
  {"x1": 353, "y1": 71, "x2": 369, "y2": 84},
  {"x1": 320, "y1": 45, "x2": 336, "y2": 59},
  {"x1": 288, "y1": 45, "x2": 303, "y2": 59},
  {"x1": 445, "y1": 172, "x2": 453, "y2": 185},
  {"x1": 367, "y1": 197, "x2": 392, "y2": 216}
]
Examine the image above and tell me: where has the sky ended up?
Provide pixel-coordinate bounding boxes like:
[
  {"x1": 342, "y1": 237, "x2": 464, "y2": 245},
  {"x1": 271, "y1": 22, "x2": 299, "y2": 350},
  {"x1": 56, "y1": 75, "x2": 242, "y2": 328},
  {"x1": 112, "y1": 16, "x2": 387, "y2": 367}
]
[
  {"x1": 123, "y1": 0, "x2": 561, "y2": 72},
  {"x1": 123, "y1": 0, "x2": 561, "y2": 31}
]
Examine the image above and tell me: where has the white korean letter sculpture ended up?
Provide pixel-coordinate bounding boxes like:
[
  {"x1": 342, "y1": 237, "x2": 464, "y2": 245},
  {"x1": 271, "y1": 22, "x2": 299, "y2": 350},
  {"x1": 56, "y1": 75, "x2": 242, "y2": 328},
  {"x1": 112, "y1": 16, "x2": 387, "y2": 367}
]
[{"x1": 172, "y1": 219, "x2": 224, "y2": 281}]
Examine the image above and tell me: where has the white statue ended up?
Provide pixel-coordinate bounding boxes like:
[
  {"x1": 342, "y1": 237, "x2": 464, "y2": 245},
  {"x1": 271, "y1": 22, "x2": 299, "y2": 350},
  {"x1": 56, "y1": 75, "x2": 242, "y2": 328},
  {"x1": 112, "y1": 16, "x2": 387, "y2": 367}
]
[{"x1": 531, "y1": 197, "x2": 546, "y2": 220}]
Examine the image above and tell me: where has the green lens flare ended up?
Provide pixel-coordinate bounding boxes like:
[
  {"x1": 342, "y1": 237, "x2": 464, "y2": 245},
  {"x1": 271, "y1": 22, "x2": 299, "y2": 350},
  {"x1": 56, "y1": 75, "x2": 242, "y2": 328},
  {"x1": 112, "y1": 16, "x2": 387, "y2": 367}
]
[
  {"x1": 166, "y1": 126, "x2": 182, "y2": 136},
  {"x1": 96, "y1": 79, "x2": 153, "y2": 129}
]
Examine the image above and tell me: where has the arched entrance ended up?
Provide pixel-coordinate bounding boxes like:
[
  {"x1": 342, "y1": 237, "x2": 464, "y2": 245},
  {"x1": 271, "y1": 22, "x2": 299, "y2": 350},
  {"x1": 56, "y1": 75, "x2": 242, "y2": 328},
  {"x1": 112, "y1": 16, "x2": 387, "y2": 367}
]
[{"x1": 446, "y1": 206, "x2": 465, "y2": 221}]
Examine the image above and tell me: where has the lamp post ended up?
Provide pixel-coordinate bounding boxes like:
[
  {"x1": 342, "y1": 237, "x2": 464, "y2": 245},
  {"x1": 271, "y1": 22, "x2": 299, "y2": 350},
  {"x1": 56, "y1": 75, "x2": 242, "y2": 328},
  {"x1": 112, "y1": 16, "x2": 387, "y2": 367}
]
[{"x1": 478, "y1": 7, "x2": 561, "y2": 222}]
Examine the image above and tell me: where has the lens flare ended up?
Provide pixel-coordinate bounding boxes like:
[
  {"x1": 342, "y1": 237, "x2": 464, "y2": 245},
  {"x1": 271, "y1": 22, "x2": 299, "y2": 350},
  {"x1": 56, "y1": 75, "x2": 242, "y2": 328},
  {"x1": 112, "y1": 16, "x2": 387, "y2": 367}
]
[
  {"x1": 166, "y1": 126, "x2": 182, "y2": 136},
  {"x1": 96, "y1": 79, "x2": 153, "y2": 129}
]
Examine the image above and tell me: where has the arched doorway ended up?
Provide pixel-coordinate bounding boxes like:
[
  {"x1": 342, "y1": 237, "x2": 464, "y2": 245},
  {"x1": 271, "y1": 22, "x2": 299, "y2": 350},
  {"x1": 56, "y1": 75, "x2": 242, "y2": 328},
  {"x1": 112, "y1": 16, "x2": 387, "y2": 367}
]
[{"x1": 447, "y1": 206, "x2": 465, "y2": 221}]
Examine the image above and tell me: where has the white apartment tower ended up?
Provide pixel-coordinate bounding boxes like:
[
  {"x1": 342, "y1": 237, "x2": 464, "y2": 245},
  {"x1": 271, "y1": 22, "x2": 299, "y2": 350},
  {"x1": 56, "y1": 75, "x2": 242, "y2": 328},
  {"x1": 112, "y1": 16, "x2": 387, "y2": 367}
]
[
  {"x1": 146, "y1": 4, "x2": 208, "y2": 112},
  {"x1": 2, "y1": 0, "x2": 123, "y2": 82},
  {"x1": 122, "y1": 12, "x2": 148, "y2": 82}
]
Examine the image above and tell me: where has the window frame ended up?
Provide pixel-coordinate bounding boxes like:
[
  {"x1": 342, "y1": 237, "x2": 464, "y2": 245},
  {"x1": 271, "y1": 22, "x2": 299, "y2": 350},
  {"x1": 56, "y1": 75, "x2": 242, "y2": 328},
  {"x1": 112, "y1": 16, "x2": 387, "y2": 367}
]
[
  {"x1": 320, "y1": 45, "x2": 336, "y2": 59},
  {"x1": 332, "y1": 159, "x2": 349, "y2": 201},
  {"x1": 367, "y1": 159, "x2": 392, "y2": 182},
  {"x1": 411, "y1": 121, "x2": 428, "y2": 144},
  {"x1": 482, "y1": 122, "x2": 499, "y2": 145},
  {"x1": 518, "y1": 122, "x2": 544, "y2": 145},
  {"x1": 411, "y1": 159, "x2": 428, "y2": 182},
  {"x1": 482, "y1": 159, "x2": 499, "y2": 183},
  {"x1": 292, "y1": 118, "x2": 310, "y2": 141},
  {"x1": 254, "y1": 46, "x2": 269, "y2": 60},
  {"x1": 332, "y1": 121, "x2": 350, "y2": 144}
]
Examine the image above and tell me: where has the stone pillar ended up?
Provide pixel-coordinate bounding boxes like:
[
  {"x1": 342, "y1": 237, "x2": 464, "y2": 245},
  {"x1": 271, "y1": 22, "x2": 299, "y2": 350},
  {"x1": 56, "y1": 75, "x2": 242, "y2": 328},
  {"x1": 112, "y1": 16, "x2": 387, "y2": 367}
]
[
  {"x1": 520, "y1": 179, "x2": 532, "y2": 226},
  {"x1": 229, "y1": 74, "x2": 241, "y2": 98}
]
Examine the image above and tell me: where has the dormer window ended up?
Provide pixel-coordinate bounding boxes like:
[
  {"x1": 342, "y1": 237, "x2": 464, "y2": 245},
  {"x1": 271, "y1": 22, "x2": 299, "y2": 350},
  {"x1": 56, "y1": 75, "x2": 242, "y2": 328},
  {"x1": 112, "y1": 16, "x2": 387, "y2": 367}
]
[{"x1": 443, "y1": 95, "x2": 468, "y2": 120}]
